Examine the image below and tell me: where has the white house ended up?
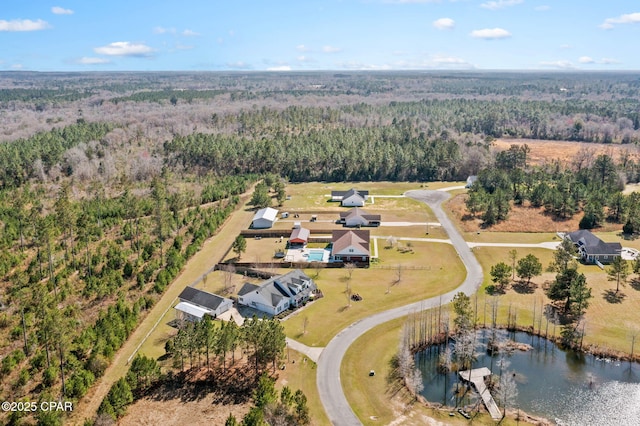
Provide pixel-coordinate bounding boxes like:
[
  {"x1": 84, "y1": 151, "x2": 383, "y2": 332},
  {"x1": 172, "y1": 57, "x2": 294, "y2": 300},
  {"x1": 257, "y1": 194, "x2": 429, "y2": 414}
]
[
  {"x1": 175, "y1": 287, "x2": 234, "y2": 322},
  {"x1": 251, "y1": 207, "x2": 278, "y2": 229},
  {"x1": 237, "y1": 270, "x2": 317, "y2": 316},
  {"x1": 331, "y1": 189, "x2": 369, "y2": 207},
  {"x1": 338, "y1": 208, "x2": 381, "y2": 227}
]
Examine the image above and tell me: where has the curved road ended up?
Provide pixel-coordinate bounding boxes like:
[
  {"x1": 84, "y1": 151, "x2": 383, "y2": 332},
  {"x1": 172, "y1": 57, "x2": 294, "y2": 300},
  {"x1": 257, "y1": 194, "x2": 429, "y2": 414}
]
[{"x1": 316, "y1": 189, "x2": 484, "y2": 426}]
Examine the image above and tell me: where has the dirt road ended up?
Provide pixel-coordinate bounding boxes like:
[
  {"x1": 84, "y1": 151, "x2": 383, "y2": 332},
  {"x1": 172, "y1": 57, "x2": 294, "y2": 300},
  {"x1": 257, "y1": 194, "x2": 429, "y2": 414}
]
[{"x1": 70, "y1": 192, "x2": 255, "y2": 425}]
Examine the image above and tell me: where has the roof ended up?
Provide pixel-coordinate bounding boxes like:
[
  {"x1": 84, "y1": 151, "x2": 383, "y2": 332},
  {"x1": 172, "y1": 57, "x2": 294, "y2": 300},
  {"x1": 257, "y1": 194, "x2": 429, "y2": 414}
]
[
  {"x1": 252, "y1": 207, "x2": 278, "y2": 223},
  {"x1": 178, "y1": 287, "x2": 231, "y2": 311},
  {"x1": 238, "y1": 270, "x2": 316, "y2": 309},
  {"x1": 567, "y1": 230, "x2": 622, "y2": 256},
  {"x1": 339, "y1": 207, "x2": 381, "y2": 222},
  {"x1": 332, "y1": 229, "x2": 370, "y2": 255},
  {"x1": 331, "y1": 188, "x2": 369, "y2": 198},
  {"x1": 289, "y1": 227, "x2": 310, "y2": 243},
  {"x1": 174, "y1": 301, "x2": 210, "y2": 319}
]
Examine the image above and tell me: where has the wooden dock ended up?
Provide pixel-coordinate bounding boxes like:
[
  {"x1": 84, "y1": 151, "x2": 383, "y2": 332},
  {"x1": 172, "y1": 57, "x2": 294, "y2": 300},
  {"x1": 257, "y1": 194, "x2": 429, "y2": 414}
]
[{"x1": 459, "y1": 368, "x2": 502, "y2": 420}]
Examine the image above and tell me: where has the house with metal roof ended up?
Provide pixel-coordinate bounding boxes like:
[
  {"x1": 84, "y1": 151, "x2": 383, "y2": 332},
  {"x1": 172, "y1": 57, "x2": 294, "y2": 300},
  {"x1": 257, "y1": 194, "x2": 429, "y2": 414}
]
[
  {"x1": 565, "y1": 230, "x2": 622, "y2": 264},
  {"x1": 237, "y1": 270, "x2": 317, "y2": 316},
  {"x1": 338, "y1": 207, "x2": 381, "y2": 227},
  {"x1": 175, "y1": 287, "x2": 234, "y2": 322},
  {"x1": 251, "y1": 207, "x2": 278, "y2": 229},
  {"x1": 289, "y1": 227, "x2": 310, "y2": 245},
  {"x1": 331, "y1": 188, "x2": 369, "y2": 207}
]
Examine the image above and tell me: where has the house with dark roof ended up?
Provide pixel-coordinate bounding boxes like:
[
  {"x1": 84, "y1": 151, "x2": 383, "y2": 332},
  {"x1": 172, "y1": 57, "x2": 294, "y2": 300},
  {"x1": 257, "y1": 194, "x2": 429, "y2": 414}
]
[
  {"x1": 331, "y1": 189, "x2": 369, "y2": 207},
  {"x1": 237, "y1": 270, "x2": 317, "y2": 316},
  {"x1": 565, "y1": 230, "x2": 622, "y2": 264},
  {"x1": 338, "y1": 207, "x2": 381, "y2": 227},
  {"x1": 331, "y1": 229, "x2": 370, "y2": 263},
  {"x1": 175, "y1": 287, "x2": 234, "y2": 322}
]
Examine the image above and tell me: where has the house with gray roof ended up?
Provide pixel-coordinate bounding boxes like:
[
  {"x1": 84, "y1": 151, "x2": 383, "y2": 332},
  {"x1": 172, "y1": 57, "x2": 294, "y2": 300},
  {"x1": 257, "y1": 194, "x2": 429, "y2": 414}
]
[
  {"x1": 338, "y1": 207, "x2": 381, "y2": 227},
  {"x1": 237, "y1": 270, "x2": 317, "y2": 316},
  {"x1": 331, "y1": 188, "x2": 369, "y2": 207},
  {"x1": 565, "y1": 230, "x2": 621, "y2": 264},
  {"x1": 175, "y1": 287, "x2": 234, "y2": 322}
]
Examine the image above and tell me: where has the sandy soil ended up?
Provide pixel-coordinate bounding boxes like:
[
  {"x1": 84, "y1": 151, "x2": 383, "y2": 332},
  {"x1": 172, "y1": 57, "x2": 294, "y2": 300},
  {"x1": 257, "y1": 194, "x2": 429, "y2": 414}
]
[
  {"x1": 494, "y1": 138, "x2": 640, "y2": 167},
  {"x1": 447, "y1": 193, "x2": 622, "y2": 234}
]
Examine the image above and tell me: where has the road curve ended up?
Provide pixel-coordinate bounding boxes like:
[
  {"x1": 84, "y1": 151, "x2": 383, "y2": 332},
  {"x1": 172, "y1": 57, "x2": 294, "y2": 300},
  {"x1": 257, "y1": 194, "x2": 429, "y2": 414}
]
[{"x1": 316, "y1": 190, "x2": 483, "y2": 426}]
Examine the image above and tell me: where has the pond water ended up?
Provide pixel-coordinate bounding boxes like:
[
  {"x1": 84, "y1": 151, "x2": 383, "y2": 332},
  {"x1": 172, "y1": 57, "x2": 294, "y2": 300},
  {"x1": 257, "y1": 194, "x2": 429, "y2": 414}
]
[{"x1": 416, "y1": 331, "x2": 640, "y2": 425}]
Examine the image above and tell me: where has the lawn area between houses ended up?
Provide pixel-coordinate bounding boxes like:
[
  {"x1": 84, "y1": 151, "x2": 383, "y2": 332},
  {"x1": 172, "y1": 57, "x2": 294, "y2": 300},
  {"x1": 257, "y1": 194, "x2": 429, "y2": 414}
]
[
  {"x1": 472, "y1": 246, "x2": 640, "y2": 357},
  {"x1": 282, "y1": 241, "x2": 466, "y2": 347}
]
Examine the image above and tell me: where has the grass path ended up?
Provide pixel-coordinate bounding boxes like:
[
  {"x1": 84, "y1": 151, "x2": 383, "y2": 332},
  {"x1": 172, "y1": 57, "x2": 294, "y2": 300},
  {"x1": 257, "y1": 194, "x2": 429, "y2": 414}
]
[{"x1": 70, "y1": 190, "x2": 256, "y2": 425}]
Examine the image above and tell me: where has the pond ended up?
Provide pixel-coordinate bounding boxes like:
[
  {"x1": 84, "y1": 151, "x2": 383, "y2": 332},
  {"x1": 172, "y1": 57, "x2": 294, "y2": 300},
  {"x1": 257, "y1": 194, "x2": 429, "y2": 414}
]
[{"x1": 416, "y1": 331, "x2": 640, "y2": 425}]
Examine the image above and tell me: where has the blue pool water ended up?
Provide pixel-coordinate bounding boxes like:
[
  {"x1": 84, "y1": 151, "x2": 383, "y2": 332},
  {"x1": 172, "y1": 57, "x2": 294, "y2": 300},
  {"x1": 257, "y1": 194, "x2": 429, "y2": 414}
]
[{"x1": 307, "y1": 250, "x2": 325, "y2": 261}]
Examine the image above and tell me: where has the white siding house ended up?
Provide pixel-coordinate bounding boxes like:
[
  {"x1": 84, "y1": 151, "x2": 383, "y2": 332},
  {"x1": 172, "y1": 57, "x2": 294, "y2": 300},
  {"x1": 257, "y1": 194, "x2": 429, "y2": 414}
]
[{"x1": 251, "y1": 207, "x2": 278, "y2": 229}]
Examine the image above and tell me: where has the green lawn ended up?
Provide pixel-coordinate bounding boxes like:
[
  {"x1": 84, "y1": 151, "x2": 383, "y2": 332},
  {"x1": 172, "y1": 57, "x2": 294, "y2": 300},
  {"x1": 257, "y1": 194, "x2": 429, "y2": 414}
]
[{"x1": 282, "y1": 241, "x2": 466, "y2": 347}]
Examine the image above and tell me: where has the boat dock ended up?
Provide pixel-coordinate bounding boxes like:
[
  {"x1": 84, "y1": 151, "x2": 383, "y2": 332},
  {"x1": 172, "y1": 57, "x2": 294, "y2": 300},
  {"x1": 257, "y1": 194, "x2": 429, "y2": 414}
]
[{"x1": 459, "y1": 367, "x2": 502, "y2": 420}]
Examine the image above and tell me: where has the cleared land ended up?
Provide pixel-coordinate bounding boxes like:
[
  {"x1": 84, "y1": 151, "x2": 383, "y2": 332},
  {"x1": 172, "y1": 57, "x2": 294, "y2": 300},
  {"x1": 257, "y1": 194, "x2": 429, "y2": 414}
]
[{"x1": 494, "y1": 138, "x2": 640, "y2": 167}]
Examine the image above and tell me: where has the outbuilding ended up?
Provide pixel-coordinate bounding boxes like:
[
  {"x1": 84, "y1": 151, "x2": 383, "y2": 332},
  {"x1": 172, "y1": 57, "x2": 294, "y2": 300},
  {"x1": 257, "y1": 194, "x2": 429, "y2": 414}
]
[{"x1": 252, "y1": 207, "x2": 278, "y2": 229}]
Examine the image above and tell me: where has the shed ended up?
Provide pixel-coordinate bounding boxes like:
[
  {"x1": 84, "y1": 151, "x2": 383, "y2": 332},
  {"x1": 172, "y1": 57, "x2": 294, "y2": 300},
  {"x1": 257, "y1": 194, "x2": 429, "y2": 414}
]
[
  {"x1": 289, "y1": 227, "x2": 310, "y2": 245},
  {"x1": 252, "y1": 207, "x2": 278, "y2": 229}
]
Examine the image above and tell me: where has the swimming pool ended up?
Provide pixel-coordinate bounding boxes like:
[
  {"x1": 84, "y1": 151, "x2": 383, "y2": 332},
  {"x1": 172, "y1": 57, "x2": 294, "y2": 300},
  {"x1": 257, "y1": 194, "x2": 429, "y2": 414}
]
[{"x1": 307, "y1": 249, "x2": 325, "y2": 261}]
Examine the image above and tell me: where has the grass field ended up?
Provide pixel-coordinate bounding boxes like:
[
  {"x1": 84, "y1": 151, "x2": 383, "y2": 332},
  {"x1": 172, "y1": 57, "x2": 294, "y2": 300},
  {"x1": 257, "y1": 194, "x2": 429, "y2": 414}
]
[
  {"x1": 341, "y1": 317, "x2": 522, "y2": 426},
  {"x1": 282, "y1": 241, "x2": 466, "y2": 347},
  {"x1": 472, "y1": 246, "x2": 640, "y2": 356}
]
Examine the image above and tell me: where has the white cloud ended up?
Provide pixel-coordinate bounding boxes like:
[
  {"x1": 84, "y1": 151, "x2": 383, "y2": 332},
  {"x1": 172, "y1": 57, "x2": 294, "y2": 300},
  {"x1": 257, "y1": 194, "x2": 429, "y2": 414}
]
[
  {"x1": 480, "y1": 0, "x2": 523, "y2": 10},
  {"x1": 0, "y1": 19, "x2": 51, "y2": 31},
  {"x1": 470, "y1": 28, "x2": 511, "y2": 39},
  {"x1": 579, "y1": 56, "x2": 594, "y2": 64},
  {"x1": 153, "y1": 26, "x2": 176, "y2": 34},
  {"x1": 267, "y1": 65, "x2": 292, "y2": 71},
  {"x1": 174, "y1": 43, "x2": 195, "y2": 50},
  {"x1": 296, "y1": 44, "x2": 310, "y2": 52},
  {"x1": 297, "y1": 56, "x2": 316, "y2": 63},
  {"x1": 77, "y1": 57, "x2": 110, "y2": 64},
  {"x1": 322, "y1": 45, "x2": 342, "y2": 53},
  {"x1": 600, "y1": 12, "x2": 640, "y2": 29},
  {"x1": 51, "y1": 6, "x2": 74, "y2": 15},
  {"x1": 600, "y1": 57, "x2": 619, "y2": 64},
  {"x1": 182, "y1": 29, "x2": 199, "y2": 36},
  {"x1": 560, "y1": 44, "x2": 572, "y2": 49},
  {"x1": 540, "y1": 60, "x2": 575, "y2": 69},
  {"x1": 94, "y1": 42, "x2": 155, "y2": 57},
  {"x1": 535, "y1": 5, "x2": 550, "y2": 11},
  {"x1": 433, "y1": 18, "x2": 455, "y2": 30}
]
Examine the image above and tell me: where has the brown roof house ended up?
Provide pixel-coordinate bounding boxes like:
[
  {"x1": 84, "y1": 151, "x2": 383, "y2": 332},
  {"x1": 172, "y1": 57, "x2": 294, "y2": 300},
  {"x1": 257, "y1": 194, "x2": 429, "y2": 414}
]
[{"x1": 331, "y1": 229, "x2": 370, "y2": 263}]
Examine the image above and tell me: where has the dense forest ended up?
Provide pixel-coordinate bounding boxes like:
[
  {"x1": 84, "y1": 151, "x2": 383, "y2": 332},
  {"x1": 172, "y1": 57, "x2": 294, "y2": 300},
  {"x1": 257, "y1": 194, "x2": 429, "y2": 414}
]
[{"x1": 1, "y1": 71, "x2": 640, "y2": 424}]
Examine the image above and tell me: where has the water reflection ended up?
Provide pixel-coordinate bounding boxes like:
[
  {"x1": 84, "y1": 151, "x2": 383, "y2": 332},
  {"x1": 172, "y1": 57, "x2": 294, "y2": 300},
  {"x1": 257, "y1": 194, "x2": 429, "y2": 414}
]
[{"x1": 416, "y1": 331, "x2": 640, "y2": 424}]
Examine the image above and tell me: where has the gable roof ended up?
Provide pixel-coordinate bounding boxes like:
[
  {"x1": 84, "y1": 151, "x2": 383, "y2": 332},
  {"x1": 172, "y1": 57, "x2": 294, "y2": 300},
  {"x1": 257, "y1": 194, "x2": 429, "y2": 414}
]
[
  {"x1": 178, "y1": 287, "x2": 230, "y2": 311},
  {"x1": 331, "y1": 188, "x2": 369, "y2": 199},
  {"x1": 332, "y1": 229, "x2": 370, "y2": 255},
  {"x1": 339, "y1": 207, "x2": 381, "y2": 222},
  {"x1": 238, "y1": 270, "x2": 316, "y2": 309},
  {"x1": 567, "y1": 230, "x2": 622, "y2": 256},
  {"x1": 252, "y1": 207, "x2": 278, "y2": 223},
  {"x1": 289, "y1": 227, "x2": 310, "y2": 243}
]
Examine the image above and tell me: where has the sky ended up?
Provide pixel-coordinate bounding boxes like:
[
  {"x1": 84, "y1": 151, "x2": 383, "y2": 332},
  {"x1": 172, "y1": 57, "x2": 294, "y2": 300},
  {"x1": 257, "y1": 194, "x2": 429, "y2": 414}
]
[{"x1": 1, "y1": 0, "x2": 640, "y2": 72}]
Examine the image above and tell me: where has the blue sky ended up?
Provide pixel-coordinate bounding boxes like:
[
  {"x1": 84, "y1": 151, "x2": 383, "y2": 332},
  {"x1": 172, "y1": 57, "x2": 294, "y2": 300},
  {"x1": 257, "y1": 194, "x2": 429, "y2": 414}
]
[{"x1": 1, "y1": 0, "x2": 640, "y2": 71}]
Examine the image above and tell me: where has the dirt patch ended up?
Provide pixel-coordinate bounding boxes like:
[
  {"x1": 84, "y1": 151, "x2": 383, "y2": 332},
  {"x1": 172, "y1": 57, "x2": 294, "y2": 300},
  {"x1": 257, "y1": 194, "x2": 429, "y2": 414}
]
[
  {"x1": 119, "y1": 365, "x2": 258, "y2": 426},
  {"x1": 494, "y1": 138, "x2": 640, "y2": 167},
  {"x1": 447, "y1": 193, "x2": 622, "y2": 234}
]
